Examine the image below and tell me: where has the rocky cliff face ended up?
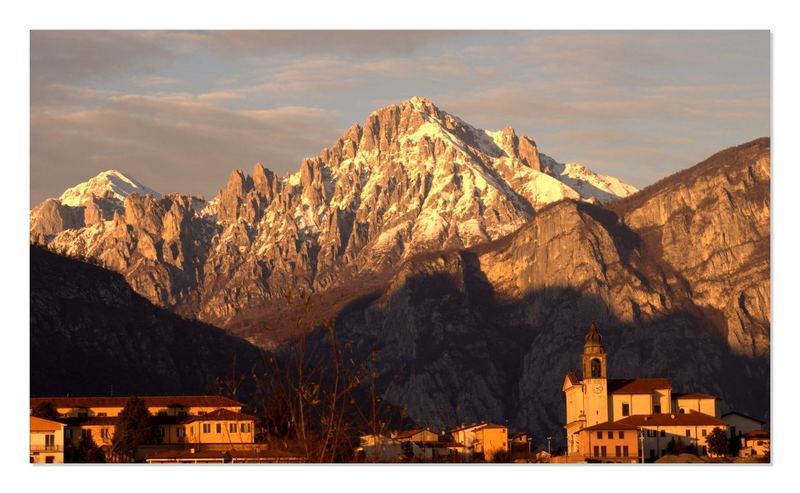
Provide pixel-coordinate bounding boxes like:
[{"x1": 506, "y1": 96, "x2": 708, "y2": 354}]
[
  {"x1": 30, "y1": 97, "x2": 637, "y2": 339},
  {"x1": 329, "y1": 138, "x2": 770, "y2": 440},
  {"x1": 30, "y1": 245, "x2": 266, "y2": 398}
]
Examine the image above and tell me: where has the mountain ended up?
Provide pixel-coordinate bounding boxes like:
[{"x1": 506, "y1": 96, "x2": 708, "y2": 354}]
[
  {"x1": 326, "y1": 137, "x2": 769, "y2": 438},
  {"x1": 30, "y1": 97, "x2": 637, "y2": 343},
  {"x1": 30, "y1": 245, "x2": 265, "y2": 397}
]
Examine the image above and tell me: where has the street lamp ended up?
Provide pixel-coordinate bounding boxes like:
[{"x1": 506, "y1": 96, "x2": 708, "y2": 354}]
[
  {"x1": 547, "y1": 436, "x2": 552, "y2": 457},
  {"x1": 638, "y1": 428, "x2": 645, "y2": 464}
]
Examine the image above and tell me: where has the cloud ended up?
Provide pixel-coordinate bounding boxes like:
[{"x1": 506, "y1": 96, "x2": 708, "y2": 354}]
[{"x1": 30, "y1": 93, "x2": 341, "y2": 205}]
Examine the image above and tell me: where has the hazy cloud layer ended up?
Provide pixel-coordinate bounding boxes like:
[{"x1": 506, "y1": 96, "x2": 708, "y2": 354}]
[{"x1": 30, "y1": 30, "x2": 769, "y2": 205}]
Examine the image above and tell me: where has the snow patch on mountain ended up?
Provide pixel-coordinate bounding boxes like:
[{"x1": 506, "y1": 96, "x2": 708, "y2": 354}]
[{"x1": 59, "y1": 169, "x2": 160, "y2": 206}]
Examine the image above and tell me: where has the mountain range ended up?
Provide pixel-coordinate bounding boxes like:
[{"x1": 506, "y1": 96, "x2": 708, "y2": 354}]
[{"x1": 29, "y1": 97, "x2": 770, "y2": 441}]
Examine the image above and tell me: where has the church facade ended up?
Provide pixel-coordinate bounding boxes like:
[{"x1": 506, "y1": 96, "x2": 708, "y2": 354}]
[{"x1": 563, "y1": 323, "x2": 727, "y2": 462}]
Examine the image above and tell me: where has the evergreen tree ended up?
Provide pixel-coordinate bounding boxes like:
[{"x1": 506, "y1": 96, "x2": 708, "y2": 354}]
[
  {"x1": 31, "y1": 401, "x2": 59, "y2": 421},
  {"x1": 111, "y1": 397, "x2": 159, "y2": 462},
  {"x1": 705, "y1": 427, "x2": 729, "y2": 457}
]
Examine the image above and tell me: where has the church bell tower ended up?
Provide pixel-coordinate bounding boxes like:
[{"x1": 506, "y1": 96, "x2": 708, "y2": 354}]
[{"x1": 582, "y1": 322, "x2": 609, "y2": 425}]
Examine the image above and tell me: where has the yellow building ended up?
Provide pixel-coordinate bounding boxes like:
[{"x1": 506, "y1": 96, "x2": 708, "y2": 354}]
[
  {"x1": 563, "y1": 323, "x2": 728, "y2": 461},
  {"x1": 30, "y1": 395, "x2": 256, "y2": 461},
  {"x1": 449, "y1": 422, "x2": 508, "y2": 461},
  {"x1": 578, "y1": 421, "x2": 639, "y2": 463},
  {"x1": 617, "y1": 412, "x2": 728, "y2": 459},
  {"x1": 740, "y1": 430, "x2": 769, "y2": 457},
  {"x1": 30, "y1": 416, "x2": 65, "y2": 464}
]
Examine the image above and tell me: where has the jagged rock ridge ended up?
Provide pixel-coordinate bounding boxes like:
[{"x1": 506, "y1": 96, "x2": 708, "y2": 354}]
[{"x1": 30, "y1": 97, "x2": 637, "y2": 339}]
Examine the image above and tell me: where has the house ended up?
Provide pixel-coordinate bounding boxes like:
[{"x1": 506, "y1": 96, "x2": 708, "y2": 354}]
[
  {"x1": 578, "y1": 421, "x2": 639, "y2": 463},
  {"x1": 672, "y1": 393, "x2": 720, "y2": 417},
  {"x1": 30, "y1": 416, "x2": 65, "y2": 463},
  {"x1": 30, "y1": 395, "x2": 257, "y2": 462},
  {"x1": 721, "y1": 411, "x2": 766, "y2": 440},
  {"x1": 449, "y1": 422, "x2": 508, "y2": 461},
  {"x1": 740, "y1": 430, "x2": 769, "y2": 457},
  {"x1": 392, "y1": 428, "x2": 439, "y2": 443},
  {"x1": 563, "y1": 323, "x2": 728, "y2": 462},
  {"x1": 356, "y1": 434, "x2": 403, "y2": 462},
  {"x1": 617, "y1": 412, "x2": 729, "y2": 459}
]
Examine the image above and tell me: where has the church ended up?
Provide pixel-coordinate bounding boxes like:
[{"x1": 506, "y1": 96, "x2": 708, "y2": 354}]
[{"x1": 562, "y1": 323, "x2": 728, "y2": 462}]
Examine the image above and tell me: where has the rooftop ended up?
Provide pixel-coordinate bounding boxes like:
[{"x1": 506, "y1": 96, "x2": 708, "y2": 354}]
[
  {"x1": 608, "y1": 378, "x2": 671, "y2": 394},
  {"x1": 30, "y1": 395, "x2": 245, "y2": 410},
  {"x1": 618, "y1": 411, "x2": 727, "y2": 427}
]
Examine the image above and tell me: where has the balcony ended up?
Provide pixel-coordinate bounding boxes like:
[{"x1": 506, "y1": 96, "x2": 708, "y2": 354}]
[{"x1": 30, "y1": 445, "x2": 63, "y2": 453}]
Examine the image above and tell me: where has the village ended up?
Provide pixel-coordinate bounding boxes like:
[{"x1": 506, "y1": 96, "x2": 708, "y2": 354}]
[{"x1": 29, "y1": 324, "x2": 769, "y2": 464}]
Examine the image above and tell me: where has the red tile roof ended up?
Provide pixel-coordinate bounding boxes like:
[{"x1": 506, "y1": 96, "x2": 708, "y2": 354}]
[
  {"x1": 30, "y1": 416, "x2": 64, "y2": 432},
  {"x1": 607, "y1": 378, "x2": 671, "y2": 394},
  {"x1": 581, "y1": 421, "x2": 640, "y2": 432},
  {"x1": 617, "y1": 411, "x2": 727, "y2": 427},
  {"x1": 565, "y1": 372, "x2": 580, "y2": 386},
  {"x1": 30, "y1": 395, "x2": 245, "y2": 410}
]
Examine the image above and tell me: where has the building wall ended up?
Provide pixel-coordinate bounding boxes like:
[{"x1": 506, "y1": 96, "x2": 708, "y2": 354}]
[
  {"x1": 30, "y1": 428, "x2": 65, "y2": 464},
  {"x1": 565, "y1": 385, "x2": 585, "y2": 425},
  {"x1": 610, "y1": 393, "x2": 656, "y2": 419},
  {"x1": 674, "y1": 398, "x2": 717, "y2": 417},
  {"x1": 583, "y1": 379, "x2": 609, "y2": 426},
  {"x1": 163, "y1": 420, "x2": 254, "y2": 445},
  {"x1": 65, "y1": 424, "x2": 114, "y2": 448},
  {"x1": 475, "y1": 428, "x2": 508, "y2": 461},
  {"x1": 741, "y1": 438, "x2": 769, "y2": 457},
  {"x1": 723, "y1": 414, "x2": 763, "y2": 438},
  {"x1": 639, "y1": 424, "x2": 728, "y2": 459},
  {"x1": 579, "y1": 429, "x2": 638, "y2": 462}
]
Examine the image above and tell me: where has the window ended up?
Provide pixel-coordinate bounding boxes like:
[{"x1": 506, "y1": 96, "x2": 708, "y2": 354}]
[
  {"x1": 623, "y1": 446, "x2": 629, "y2": 457},
  {"x1": 81, "y1": 429, "x2": 92, "y2": 441},
  {"x1": 702, "y1": 429, "x2": 707, "y2": 437},
  {"x1": 158, "y1": 411, "x2": 167, "y2": 416},
  {"x1": 600, "y1": 446, "x2": 607, "y2": 458},
  {"x1": 202, "y1": 423, "x2": 211, "y2": 434},
  {"x1": 615, "y1": 445, "x2": 621, "y2": 457},
  {"x1": 597, "y1": 431, "x2": 603, "y2": 439},
  {"x1": 649, "y1": 449, "x2": 655, "y2": 459},
  {"x1": 178, "y1": 411, "x2": 187, "y2": 417},
  {"x1": 100, "y1": 428, "x2": 109, "y2": 439},
  {"x1": 618, "y1": 431, "x2": 624, "y2": 439},
  {"x1": 45, "y1": 456, "x2": 54, "y2": 463},
  {"x1": 685, "y1": 429, "x2": 691, "y2": 437},
  {"x1": 660, "y1": 430, "x2": 666, "y2": 437},
  {"x1": 593, "y1": 446, "x2": 599, "y2": 457},
  {"x1": 65, "y1": 429, "x2": 72, "y2": 440},
  {"x1": 229, "y1": 423, "x2": 236, "y2": 433},
  {"x1": 97, "y1": 412, "x2": 107, "y2": 417},
  {"x1": 177, "y1": 428, "x2": 185, "y2": 438},
  {"x1": 622, "y1": 403, "x2": 630, "y2": 417},
  {"x1": 591, "y1": 359, "x2": 602, "y2": 378},
  {"x1": 45, "y1": 434, "x2": 55, "y2": 449},
  {"x1": 216, "y1": 423, "x2": 222, "y2": 434},
  {"x1": 240, "y1": 423, "x2": 247, "y2": 433},
  {"x1": 654, "y1": 404, "x2": 661, "y2": 413}
]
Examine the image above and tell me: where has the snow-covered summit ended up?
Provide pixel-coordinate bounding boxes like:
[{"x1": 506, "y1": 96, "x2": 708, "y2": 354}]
[{"x1": 58, "y1": 169, "x2": 160, "y2": 206}]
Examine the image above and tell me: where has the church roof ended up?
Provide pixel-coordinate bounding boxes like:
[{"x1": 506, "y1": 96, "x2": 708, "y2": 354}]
[
  {"x1": 618, "y1": 411, "x2": 727, "y2": 427},
  {"x1": 564, "y1": 372, "x2": 580, "y2": 386},
  {"x1": 608, "y1": 378, "x2": 671, "y2": 394},
  {"x1": 584, "y1": 322, "x2": 603, "y2": 346}
]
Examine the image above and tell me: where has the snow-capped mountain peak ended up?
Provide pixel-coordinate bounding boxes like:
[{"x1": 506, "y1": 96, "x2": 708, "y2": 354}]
[{"x1": 58, "y1": 169, "x2": 160, "y2": 206}]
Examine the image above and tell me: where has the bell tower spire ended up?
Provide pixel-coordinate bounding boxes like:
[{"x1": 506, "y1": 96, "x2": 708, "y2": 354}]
[{"x1": 582, "y1": 321, "x2": 607, "y2": 379}]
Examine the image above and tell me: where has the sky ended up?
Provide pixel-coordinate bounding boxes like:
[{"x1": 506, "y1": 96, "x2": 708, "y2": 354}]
[{"x1": 29, "y1": 30, "x2": 770, "y2": 206}]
